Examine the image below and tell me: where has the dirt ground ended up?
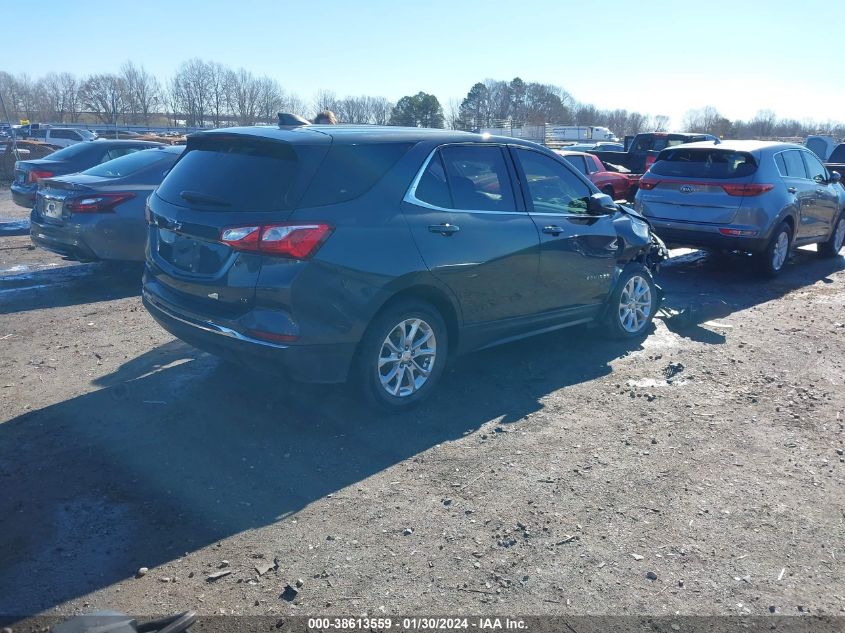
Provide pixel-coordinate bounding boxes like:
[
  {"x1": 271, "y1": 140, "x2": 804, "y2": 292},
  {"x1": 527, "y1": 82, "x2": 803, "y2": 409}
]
[{"x1": 1, "y1": 185, "x2": 843, "y2": 621}]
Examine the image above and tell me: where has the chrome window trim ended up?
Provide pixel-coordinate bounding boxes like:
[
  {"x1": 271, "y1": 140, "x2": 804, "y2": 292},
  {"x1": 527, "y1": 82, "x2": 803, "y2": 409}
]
[{"x1": 403, "y1": 145, "x2": 525, "y2": 216}]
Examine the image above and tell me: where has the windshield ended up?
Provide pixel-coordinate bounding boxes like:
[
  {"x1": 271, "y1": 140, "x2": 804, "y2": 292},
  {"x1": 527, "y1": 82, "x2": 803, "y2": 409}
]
[
  {"x1": 82, "y1": 148, "x2": 178, "y2": 178},
  {"x1": 651, "y1": 148, "x2": 758, "y2": 179}
]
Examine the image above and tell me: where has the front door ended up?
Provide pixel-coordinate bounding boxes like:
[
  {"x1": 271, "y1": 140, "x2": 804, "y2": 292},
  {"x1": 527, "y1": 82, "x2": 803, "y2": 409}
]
[
  {"x1": 801, "y1": 150, "x2": 840, "y2": 238},
  {"x1": 402, "y1": 144, "x2": 541, "y2": 324},
  {"x1": 510, "y1": 146, "x2": 619, "y2": 314}
]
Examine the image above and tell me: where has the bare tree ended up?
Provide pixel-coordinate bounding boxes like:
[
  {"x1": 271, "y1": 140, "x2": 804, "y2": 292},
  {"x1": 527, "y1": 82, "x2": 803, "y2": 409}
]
[
  {"x1": 226, "y1": 68, "x2": 261, "y2": 125},
  {"x1": 121, "y1": 62, "x2": 160, "y2": 125},
  {"x1": 256, "y1": 77, "x2": 284, "y2": 123},
  {"x1": 170, "y1": 59, "x2": 213, "y2": 128},
  {"x1": 80, "y1": 73, "x2": 127, "y2": 125},
  {"x1": 652, "y1": 115, "x2": 670, "y2": 132}
]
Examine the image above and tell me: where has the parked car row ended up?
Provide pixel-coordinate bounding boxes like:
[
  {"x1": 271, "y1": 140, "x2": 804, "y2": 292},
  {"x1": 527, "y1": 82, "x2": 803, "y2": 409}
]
[{"x1": 13, "y1": 122, "x2": 845, "y2": 408}]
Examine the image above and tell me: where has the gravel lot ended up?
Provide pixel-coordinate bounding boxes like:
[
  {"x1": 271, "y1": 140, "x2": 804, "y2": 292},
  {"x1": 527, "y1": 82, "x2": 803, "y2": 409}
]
[{"x1": 1, "y1": 186, "x2": 843, "y2": 620}]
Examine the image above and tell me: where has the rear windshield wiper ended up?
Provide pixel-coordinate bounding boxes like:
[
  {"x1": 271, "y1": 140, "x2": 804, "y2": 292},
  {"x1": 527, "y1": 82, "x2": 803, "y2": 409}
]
[{"x1": 179, "y1": 190, "x2": 231, "y2": 207}]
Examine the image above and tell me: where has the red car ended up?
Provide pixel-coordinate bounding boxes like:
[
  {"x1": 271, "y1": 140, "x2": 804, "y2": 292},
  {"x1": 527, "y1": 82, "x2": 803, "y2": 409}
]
[{"x1": 555, "y1": 150, "x2": 639, "y2": 201}]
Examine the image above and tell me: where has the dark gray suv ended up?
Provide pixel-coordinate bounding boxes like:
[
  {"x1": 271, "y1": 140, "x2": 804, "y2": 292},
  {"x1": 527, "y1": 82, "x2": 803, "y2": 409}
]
[
  {"x1": 635, "y1": 140, "x2": 845, "y2": 276},
  {"x1": 142, "y1": 125, "x2": 667, "y2": 408}
]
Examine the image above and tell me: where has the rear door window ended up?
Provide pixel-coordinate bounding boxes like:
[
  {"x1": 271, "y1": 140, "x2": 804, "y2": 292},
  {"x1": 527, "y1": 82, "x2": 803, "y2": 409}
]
[
  {"x1": 651, "y1": 148, "x2": 757, "y2": 179},
  {"x1": 158, "y1": 136, "x2": 317, "y2": 211},
  {"x1": 104, "y1": 147, "x2": 141, "y2": 162},
  {"x1": 439, "y1": 145, "x2": 516, "y2": 212},
  {"x1": 300, "y1": 142, "x2": 412, "y2": 207},
  {"x1": 782, "y1": 150, "x2": 808, "y2": 179},
  {"x1": 515, "y1": 148, "x2": 592, "y2": 214},
  {"x1": 413, "y1": 151, "x2": 452, "y2": 209}
]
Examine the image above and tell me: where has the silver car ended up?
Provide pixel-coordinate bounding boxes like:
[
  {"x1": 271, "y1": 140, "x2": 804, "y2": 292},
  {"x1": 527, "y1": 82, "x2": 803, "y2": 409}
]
[{"x1": 635, "y1": 140, "x2": 845, "y2": 276}]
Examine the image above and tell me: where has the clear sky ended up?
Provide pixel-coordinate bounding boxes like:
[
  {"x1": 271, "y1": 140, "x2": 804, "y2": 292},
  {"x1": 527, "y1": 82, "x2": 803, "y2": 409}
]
[{"x1": 2, "y1": 0, "x2": 841, "y2": 127}]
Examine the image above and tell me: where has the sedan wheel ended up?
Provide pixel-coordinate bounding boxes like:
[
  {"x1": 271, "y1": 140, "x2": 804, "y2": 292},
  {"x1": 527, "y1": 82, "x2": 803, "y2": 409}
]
[
  {"x1": 378, "y1": 318, "x2": 437, "y2": 398},
  {"x1": 618, "y1": 275, "x2": 653, "y2": 334}
]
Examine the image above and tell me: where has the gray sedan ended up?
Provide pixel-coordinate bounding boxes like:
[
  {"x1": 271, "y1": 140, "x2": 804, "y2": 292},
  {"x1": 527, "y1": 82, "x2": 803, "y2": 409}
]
[
  {"x1": 635, "y1": 140, "x2": 845, "y2": 276},
  {"x1": 30, "y1": 145, "x2": 184, "y2": 262}
]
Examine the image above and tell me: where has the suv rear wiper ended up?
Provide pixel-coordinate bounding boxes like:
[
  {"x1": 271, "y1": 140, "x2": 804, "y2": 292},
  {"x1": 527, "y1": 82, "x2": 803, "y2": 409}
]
[{"x1": 179, "y1": 190, "x2": 231, "y2": 207}]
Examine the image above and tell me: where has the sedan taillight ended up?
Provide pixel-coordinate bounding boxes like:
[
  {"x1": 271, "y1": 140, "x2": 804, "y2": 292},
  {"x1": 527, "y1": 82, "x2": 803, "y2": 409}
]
[
  {"x1": 27, "y1": 169, "x2": 54, "y2": 183},
  {"x1": 220, "y1": 223, "x2": 333, "y2": 259},
  {"x1": 65, "y1": 192, "x2": 135, "y2": 213}
]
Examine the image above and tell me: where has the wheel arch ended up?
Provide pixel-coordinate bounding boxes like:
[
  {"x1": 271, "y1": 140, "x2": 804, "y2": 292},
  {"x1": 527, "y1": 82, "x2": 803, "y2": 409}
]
[{"x1": 364, "y1": 283, "x2": 461, "y2": 359}]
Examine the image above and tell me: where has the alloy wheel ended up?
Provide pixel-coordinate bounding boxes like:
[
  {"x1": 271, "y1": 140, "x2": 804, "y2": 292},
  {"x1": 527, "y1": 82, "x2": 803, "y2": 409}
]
[
  {"x1": 772, "y1": 230, "x2": 789, "y2": 271},
  {"x1": 378, "y1": 318, "x2": 437, "y2": 398},
  {"x1": 835, "y1": 217, "x2": 845, "y2": 252},
  {"x1": 618, "y1": 275, "x2": 652, "y2": 333}
]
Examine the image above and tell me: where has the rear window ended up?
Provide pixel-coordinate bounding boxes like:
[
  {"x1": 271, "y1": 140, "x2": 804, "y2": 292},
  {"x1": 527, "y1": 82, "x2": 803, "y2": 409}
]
[
  {"x1": 651, "y1": 148, "x2": 757, "y2": 179},
  {"x1": 82, "y1": 148, "x2": 177, "y2": 178},
  {"x1": 157, "y1": 136, "x2": 308, "y2": 211},
  {"x1": 43, "y1": 143, "x2": 95, "y2": 161},
  {"x1": 299, "y1": 142, "x2": 412, "y2": 207},
  {"x1": 830, "y1": 145, "x2": 845, "y2": 163},
  {"x1": 562, "y1": 155, "x2": 588, "y2": 175}
]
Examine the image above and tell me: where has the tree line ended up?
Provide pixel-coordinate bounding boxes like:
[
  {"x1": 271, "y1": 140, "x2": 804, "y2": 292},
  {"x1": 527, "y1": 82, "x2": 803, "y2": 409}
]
[{"x1": 1, "y1": 62, "x2": 842, "y2": 140}]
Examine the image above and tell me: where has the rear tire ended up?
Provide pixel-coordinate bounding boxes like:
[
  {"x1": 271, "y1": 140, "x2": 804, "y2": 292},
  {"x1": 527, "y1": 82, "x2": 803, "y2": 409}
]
[
  {"x1": 604, "y1": 264, "x2": 657, "y2": 340},
  {"x1": 354, "y1": 300, "x2": 448, "y2": 410},
  {"x1": 602, "y1": 186, "x2": 615, "y2": 199},
  {"x1": 755, "y1": 221, "x2": 792, "y2": 277},
  {"x1": 818, "y1": 213, "x2": 845, "y2": 258}
]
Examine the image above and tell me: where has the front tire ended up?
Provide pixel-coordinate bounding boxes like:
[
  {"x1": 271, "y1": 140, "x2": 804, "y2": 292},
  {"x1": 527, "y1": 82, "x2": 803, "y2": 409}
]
[
  {"x1": 755, "y1": 221, "x2": 792, "y2": 277},
  {"x1": 602, "y1": 186, "x2": 615, "y2": 199},
  {"x1": 818, "y1": 213, "x2": 845, "y2": 258},
  {"x1": 605, "y1": 265, "x2": 657, "y2": 339},
  {"x1": 354, "y1": 300, "x2": 448, "y2": 410}
]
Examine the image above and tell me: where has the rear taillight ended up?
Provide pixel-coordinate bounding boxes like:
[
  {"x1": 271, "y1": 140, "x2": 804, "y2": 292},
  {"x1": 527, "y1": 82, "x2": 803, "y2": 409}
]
[
  {"x1": 27, "y1": 170, "x2": 54, "y2": 183},
  {"x1": 65, "y1": 192, "x2": 135, "y2": 213},
  {"x1": 639, "y1": 178, "x2": 659, "y2": 190},
  {"x1": 721, "y1": 183, "x2": 774, "y2": 197},
  {"x1": 220, "y1": 223, "x2": 333, "y2": 259}
]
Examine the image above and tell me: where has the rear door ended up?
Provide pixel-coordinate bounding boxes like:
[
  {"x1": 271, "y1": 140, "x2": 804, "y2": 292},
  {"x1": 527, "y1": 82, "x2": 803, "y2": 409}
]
[
  {"x1": 775, "y1": 150, "x2": 818, "y2": 240},
  {"x1": 402, "y1": 143, "x2": 541, "y2": 324},
  {"x1": 801, "y1": 150, "x2": 839, "y2": 238},
  {"x1": 510, "y1": 146, "x2": 619, "y2": 313},
  {"x1": 147, "y1": 134, "x2": 327, "y2": 316}
]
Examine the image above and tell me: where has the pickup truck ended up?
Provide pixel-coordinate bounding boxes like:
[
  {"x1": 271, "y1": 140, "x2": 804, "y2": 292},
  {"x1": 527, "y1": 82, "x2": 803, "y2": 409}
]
[
  {"x1": 825, "y1": 143, "x2": 845, "y2": 180},
  {"x1": 589, "y1": 132, "x2": 718, "y2": 175}
]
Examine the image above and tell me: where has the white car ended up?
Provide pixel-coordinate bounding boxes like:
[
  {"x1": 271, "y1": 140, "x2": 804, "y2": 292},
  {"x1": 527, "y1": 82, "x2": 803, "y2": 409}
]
[{"x1": 29, "y1": 127, "x2": 97, "y2": 148}]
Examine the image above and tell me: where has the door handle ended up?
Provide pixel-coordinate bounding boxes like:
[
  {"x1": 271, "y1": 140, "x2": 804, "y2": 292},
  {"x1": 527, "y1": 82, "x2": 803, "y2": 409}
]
[
  {"x1": 543, "y1": 225, "x2": 564, "y2": 236},
  {"x1": 787, "y1": 187, "x2": 797, "y2": 194},
  {"x1": 428, "y1": 223, "x2": 460, "y2": 236}
]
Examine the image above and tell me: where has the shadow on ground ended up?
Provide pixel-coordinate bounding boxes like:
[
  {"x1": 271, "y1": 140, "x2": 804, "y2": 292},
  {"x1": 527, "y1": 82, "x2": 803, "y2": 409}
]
[
  {"x1": 1, "y1": 246, "x2": 843, "y2": 616},
  {"x1": 0, "y1": 261, "x2": 142, "y2": 315}
]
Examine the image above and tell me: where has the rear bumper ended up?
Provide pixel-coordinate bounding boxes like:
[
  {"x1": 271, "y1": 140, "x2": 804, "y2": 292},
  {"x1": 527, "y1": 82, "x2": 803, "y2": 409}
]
[
  {"x1": 648, "y1": 220, "x2": 768, "y2": 252},
  {"x1": 142, "y1": 282, "x2": 356, "y2": 383},
  {"x1": 10, "y1": 184, "x2": 36, "y2": 208},
  {"x1": 30, "y1": 212, "x2": 146, "y2": 262},
  {"x1": 30, "y1": 214, "x2": 99, "y2": 261}
]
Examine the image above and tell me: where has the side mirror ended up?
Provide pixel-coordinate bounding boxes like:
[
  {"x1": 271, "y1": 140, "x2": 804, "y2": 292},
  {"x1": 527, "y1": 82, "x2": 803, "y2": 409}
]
[
  {"x1": 588, "y1": 192, "x2": 618, "y2": 215},
  {"x1": 830, "y1": 170, "x2": 842, "y2": 183}
]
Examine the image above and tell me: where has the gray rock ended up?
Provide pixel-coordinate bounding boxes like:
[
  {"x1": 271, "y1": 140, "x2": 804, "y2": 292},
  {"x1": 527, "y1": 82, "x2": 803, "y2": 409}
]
[
  {"x1": 136, "y1": 567, "x2": 148, "y2": 578},
  {"x1": 645, "y1": 571, "x2": 658, "y2": 581},
  {"x1": 295, "y1": 578, "x2": 304, "y2": 588},
  {"x1": 403, "y1": 528, "x2": 414, "y2": 536},
  {"x1": 206, "y1": 570, "x2": 232, "y2": 582}
]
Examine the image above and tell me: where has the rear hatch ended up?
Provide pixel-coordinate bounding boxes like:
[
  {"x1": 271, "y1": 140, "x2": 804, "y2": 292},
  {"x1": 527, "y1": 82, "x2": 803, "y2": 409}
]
[
  {"x1": 637, "y1": 146, "x2": 760, "y2": 224},
  {"x1": 146, "y1": 131, "x2": 329, "y2": 315}
]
